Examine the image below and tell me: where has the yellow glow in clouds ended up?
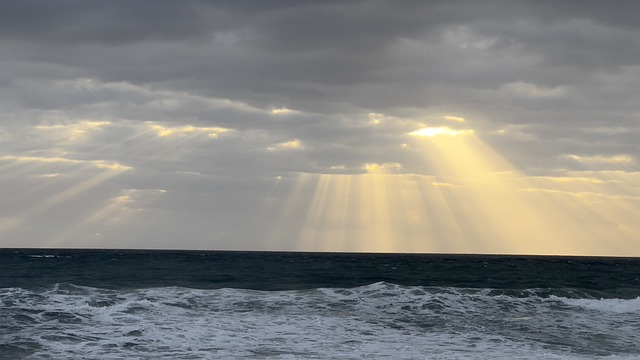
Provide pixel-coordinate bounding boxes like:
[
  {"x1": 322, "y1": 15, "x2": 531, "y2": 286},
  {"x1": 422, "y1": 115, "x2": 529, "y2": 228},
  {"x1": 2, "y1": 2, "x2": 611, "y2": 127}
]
[
  {"x1": 260, "y1": 124, "x2": 640, "y2": 256},
  {"x1": 410, "y1": 127, "x2": 473, "y2": 137}
]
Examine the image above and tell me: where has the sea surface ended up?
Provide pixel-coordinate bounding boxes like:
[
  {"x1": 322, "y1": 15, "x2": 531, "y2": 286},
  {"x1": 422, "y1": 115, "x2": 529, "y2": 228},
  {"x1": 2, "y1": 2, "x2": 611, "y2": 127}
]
[{"x1": 1, "y1": 249, "x2": 639, "y2": 359}]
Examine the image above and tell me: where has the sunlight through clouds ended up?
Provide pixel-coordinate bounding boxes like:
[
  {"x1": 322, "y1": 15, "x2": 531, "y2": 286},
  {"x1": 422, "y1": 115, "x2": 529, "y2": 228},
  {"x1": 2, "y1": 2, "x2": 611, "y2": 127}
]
[
  {"x1": 267, "y1": 139, "x2": 303, "y2": 151},
  {"x1": 148, "y1": 123, "x2": 230, "y2": 139},
  {"x1": 46, "y1": 188, "x2": 167, "y2": 247},
  {"x1": 2, "y1": 1, "x2": 640, "y2": 256},
  {"x1": 0, "y1": 166, "x2": 131, "y2": 240},
  {"x1": 35, "y1": 120, "x2": 112, "y2": 142},
  {"x1": 252, "y1": 121, "x2": 640, "y2": 256},
  {"x1": 60, "y1": 78, "x2": 267, "y2": 115},
  {"x1": 500, "y1": 81, "x2": 567, "y2": 98},
  {"x1": 0, "y1": 155, "x2": 132, "y2": 171},
  {"x1": 409, "y1": 127, "x2": 474, "y2": 138},
  {"x1": 561, "y1": 154, "x2": 636, "y2": 169},
  {"x1": 368, "y1": 113, "x2": 386, "y2": 125},
  {"x1": 362, "y1": 162, "x2": 402, "y2": 174},
  {"x1": 270, "y1": 107, "x2": 298, "y2": 115},
  {"x1": 443, "y1": 115, "x2": 465, "y2": 123}
]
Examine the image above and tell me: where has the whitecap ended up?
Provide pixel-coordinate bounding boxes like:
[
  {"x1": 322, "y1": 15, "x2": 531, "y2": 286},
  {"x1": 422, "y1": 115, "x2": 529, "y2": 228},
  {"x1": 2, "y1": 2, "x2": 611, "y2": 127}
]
[{"x1": 555, "y1": 296, "x2": 640, "y2": 314}]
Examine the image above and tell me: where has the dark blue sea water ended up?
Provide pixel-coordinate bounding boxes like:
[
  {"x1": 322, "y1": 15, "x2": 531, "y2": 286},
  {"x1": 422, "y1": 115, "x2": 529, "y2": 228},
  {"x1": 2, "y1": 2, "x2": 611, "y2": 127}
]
[{"x1": 1, "y1": 249, "x2": 640, "y2": 359}]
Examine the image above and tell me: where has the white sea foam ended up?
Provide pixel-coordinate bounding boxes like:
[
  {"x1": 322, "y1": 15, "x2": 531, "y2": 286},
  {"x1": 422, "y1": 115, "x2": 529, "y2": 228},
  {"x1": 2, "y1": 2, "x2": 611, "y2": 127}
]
[
  {"x1": 554, "y1": 296, "x2": 640, "y2": 314},
  {"x1": 1, "y1": 283, "x2": 639, "y2": 359}
]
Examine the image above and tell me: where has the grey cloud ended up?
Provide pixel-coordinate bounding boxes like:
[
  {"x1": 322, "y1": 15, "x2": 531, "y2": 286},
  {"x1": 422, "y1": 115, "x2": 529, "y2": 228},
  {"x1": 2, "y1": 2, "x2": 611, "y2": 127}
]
[
  {"x1": 4, "y1": 1, "x2": 640, "y2": 253},
  {"x1": 0, "y1": 0, "x2": 227, "y2": 45},
  {"x1": 2, "y1": 1, "x2": 640, "y2": 174},
  {"x1": 3, "y1": 0, "x2": 640, "y2": 118}
]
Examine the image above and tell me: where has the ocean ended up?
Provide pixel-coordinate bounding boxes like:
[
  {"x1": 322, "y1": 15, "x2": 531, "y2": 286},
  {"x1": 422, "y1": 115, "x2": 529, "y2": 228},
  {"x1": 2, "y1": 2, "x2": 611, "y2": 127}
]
[{"x1": 1, "y1": 250, "x2": 639, "y2": 359}]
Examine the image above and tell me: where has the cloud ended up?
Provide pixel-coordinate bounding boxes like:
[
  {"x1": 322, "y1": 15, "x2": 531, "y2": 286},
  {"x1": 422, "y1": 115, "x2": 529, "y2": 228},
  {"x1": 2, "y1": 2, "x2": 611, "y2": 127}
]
[
  {"x1": 270, "y1": 108, "x2": 299, "y2": 115},
  {"x1": 0, "y1": 0, "x2": 223, "y2": 45},
  {"x1": 499, "y1": 81, "x2": 567, "y2": 99},
  {"x1": 493, "y1": 124, "x2": 539, "y2": 142},
  {"x1": 267, "y1": 139, "x2": 303, "y2": 151},
  {"x1": 0, "y1": 1, "x2": 632, "y2": 113},
  {"x1": 561, "y1": 154, "x2": 636, "y2": 169},
  {"x1": 148, "y1": 123, "x2": 229, "y2": 139},
  {"x1": 1, "y1": 1, "x2": 639, "y2": 131},
  {"x1": 363, "y1": 162, "x2": 403, "y2": 174},
  {"x1": 431, "y1": 181, "x2": 461, "y2": 188},
  {"x1": 409, "y1": 127, "x2": 474, "y2": 138},
  {"x1": 1, "y1": 1, "x2": 640, "y2": 253},
  {"x1": 0, "y1": 154, "x2": 131, "y2": 171},
  {"x1": 443, "y1": 115, "x2": 465, "y2": 123}
]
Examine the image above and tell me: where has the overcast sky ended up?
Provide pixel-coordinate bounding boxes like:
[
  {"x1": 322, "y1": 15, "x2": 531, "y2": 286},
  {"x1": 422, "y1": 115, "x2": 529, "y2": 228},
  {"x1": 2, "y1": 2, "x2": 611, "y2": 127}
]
[{"x1": 1, "y1": 1, "x2": 639, "y2": 255}]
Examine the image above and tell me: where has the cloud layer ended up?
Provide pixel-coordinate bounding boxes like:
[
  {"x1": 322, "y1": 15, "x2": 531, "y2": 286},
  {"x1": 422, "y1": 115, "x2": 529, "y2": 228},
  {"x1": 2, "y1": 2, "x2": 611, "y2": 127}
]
[{"x1": 1, "y1": 1, "x2": 639, "y2": 254}]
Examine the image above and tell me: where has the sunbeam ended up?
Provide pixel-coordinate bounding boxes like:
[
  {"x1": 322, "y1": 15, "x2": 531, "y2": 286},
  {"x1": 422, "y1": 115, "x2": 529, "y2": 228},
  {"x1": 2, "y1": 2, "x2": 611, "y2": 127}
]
[
  {"x1": 257, "y1": 124, "x2": 640, "y2": 256},
  {"x1": 0, "y1": 161, "x2": 131, "y2": 238},
  {"x1": 45, "y1": 188, "x2": 167, "y2": 247}
]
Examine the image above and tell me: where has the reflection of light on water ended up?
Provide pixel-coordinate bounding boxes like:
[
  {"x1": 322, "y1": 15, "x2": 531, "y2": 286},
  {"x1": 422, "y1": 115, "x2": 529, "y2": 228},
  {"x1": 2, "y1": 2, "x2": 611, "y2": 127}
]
[{"x1": 260, "y1": 128, "x2": 640, "y2": 256}]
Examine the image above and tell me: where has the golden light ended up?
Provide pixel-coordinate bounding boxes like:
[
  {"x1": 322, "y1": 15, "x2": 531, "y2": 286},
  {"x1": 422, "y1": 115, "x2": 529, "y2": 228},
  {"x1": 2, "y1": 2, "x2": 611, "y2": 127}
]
[
  {"x1": 45, "y1": 188, "x2": 167, "y2": 247},
  {"x1": 35, "y1": 120, "x2": 112, "y2": 142},
  {"x1": 561, "y1": 154, "x2": 636, "y2": 168},
  {"x1": 443, "y1": 115, "x2": 466, "y2": 122},
  {"x1": 0, "y1": 158, "x2": 132, "y2": 238},
  {"x1": 256, "y1": 119, "x2": 640, "y2": 256},
  {"x1": 410, "y1": 126, "x2": 474, "y2": 138},
  {"x1": 368, "y1": 113, "x2": 385, "y2": 125},
  {"x1": 6, "y1": 112, "x2": 639, "y2": 255},
  {"x1": 267, "y1": 139, "x2": 303, "y2": 151},
  {"x1": 362, "y1": 162, "x2": 402, "y2": 174},
  {"x1": 0, "y1": 155, "x2": 132, "y2": 174},
  {"x1": 0, "y1": 119, "x2": 170, "y2": 245},
  {"x1": 12, "y1": 118, "x2": 223, "y2": 247},
  {"x1": 270, "y1": 107, "x2": 298, "y2": 115},
  {"x1": 148, "y1": 123, "x2": 229, "y2": 139}
]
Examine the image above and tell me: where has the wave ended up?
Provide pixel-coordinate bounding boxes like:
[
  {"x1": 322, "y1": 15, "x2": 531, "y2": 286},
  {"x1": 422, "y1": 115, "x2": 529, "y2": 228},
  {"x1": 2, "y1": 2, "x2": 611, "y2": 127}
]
[
  {"x1": 554, "y1": 296, "x2": 640, "y2": 314},
  {"x1": 1, "y1": 282, "x2": 639, "y2": 359}
]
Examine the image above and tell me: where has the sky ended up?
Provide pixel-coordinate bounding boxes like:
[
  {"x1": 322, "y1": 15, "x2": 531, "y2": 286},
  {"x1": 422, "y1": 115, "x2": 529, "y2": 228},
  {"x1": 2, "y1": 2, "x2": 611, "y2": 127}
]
[{"x1": 1, "y1": 0, "x2": 640, "y2": 256}]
